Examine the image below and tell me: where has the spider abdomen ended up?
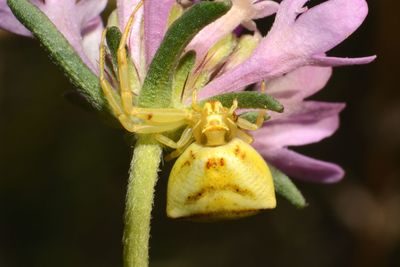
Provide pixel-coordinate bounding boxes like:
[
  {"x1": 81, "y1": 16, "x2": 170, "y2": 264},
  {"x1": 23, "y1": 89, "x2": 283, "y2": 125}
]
[{"x1": 167, "y1": 138, "x2": 276, "y2": 220}]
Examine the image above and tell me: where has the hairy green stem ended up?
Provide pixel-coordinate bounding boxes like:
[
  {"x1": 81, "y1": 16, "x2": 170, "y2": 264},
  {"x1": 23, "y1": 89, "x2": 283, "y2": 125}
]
[{"x1": 123, "y1": 136, "x2": 162, "y2": 267}]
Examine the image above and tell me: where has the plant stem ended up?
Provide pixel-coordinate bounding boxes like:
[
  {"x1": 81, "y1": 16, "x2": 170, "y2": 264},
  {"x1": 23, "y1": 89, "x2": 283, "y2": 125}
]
[{"x1": 123, "y1": 135, "x2": 162, "y2": 267}]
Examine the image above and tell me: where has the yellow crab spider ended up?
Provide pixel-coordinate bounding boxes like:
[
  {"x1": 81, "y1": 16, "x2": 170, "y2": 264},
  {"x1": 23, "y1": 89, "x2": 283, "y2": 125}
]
[
  {"x1": 166, "y1": 96, "x2": 276, "y2": 220},
  {"x1": 99, "y1": 4, "x2": 276, "y2": 220}
]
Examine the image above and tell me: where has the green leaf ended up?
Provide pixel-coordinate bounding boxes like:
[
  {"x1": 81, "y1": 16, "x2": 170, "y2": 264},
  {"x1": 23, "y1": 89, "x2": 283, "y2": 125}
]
[
  {"x1": 7, "y1": 0, "x2": 105, "y2": 112},
  {"x1": 139, "y1": 1, "x2": 232, "y2": 108},
  {"x1": 106, "y1": 26, "x2": 122, "y2": 71},
  {"x1": 239, "y1": 111, "x2": 270, "y2": 124},
  {"x1": 269, "y1": 165, "x2": 307, "y2": 208},
  {"x1": 204, "y1": 91, "x2": 284, "y2": 112},
  {"x1": 172, "y1": 51, "x2": 196, "y2": 106}
]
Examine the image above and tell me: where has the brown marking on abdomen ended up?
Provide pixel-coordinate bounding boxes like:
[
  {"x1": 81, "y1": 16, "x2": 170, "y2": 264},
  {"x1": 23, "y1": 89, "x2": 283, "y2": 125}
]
[
  {"x1": 185, "y1": 184, "x2": 254, "y2": 203},
  {"x1": 234, "y1": 145, "x2": 240, "y2": 156},
  {"x1": 182, "y1": 160, "x2": 191, "y2": 167},
  {"x1": 233, "y1": 145, "x2": 246, "y2": 160},
  {"x1": 182, "y1": 209, "x2": 264, "y2": 221},
  {"x1": 205, "y1": 158, "x2": 218, "y2": 169},
  {"x1": 205, "y1": 157, "x2": 226, "y2": 169}
]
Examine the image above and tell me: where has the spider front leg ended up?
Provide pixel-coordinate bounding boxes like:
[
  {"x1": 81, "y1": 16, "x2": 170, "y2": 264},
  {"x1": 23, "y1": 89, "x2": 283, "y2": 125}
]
[
  {"x1": 100, "y1": 30, "x2": 148, "y2": 133},
  {"x1": 236, "y1": 117, "x2": 264, "y2": 131},
  {"x1": 155, "y1": 127, "x2": 194, "y2": 160},
  {"x1": 117, "y1": 1, "x2": 143, "y2": 115},
  {"x1": 101, "y1": 38, "x2": 187, "y2": 133},
  {"x1": 130, "y1": 107, "x2": 191, "y2": 125},
  {"x1": 99, "y1": 3, "x2": 147, "y2": 133},
  {"x1": 255, "y1": 80, "x2": 268, "y2": 127},
  {"x1": 236, "y1": 81, "x2": 268, "y2": 131},
  {"x1": 99, "y1": 30, "x2": 125, "y2": 120}
]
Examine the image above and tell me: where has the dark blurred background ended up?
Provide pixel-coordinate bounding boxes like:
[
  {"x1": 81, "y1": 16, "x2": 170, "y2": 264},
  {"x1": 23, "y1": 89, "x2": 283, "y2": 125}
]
[{"x1": 0, "y1": 1, "x2": 398, "y2": 267}]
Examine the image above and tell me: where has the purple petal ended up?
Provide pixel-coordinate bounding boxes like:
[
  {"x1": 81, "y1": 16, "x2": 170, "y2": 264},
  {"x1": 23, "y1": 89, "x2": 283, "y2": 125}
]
[
  {"x1": 0, "y1": 0, "x2": 32, "y2": 36},
  {"x1": 266, "y1": 66, "x2": 332, "y2": 101},
  {"x1": 1, "y1": 0, "x2": 107, "y2": 73},
  {"x1": 187, "y1": 0, "x2": 278, "y2": 65},
  {"x1": 199, "y1": 0, "x2": 370, "y2": 98},
  {"x1": 144, "y1": 0, "x2": 175, "y2": 66},
  {"x1": 291, "y1": 0, "x2": 369, "y2": 55},
  {"x1": 117, "y1": 0, "x2": 143, "y2": 33},
  {"x1": 76, "y1": 0, "x2": 106, "y2": 27},
  {"x1": 310, "y1": 55, "x2": 377, "y2": 67},
  {"x1": 187, "y1": 3, "x2": 247, "y2": 64},
  {"x1": 270, "y1": 101, "x2": 345, "y2": 122},
  {"x1": 253, "y1": 101, "x2": 345, "y2": 148},
  {"x1": 40, "y1": 0, "x2": 107, "y2": 73},
  {"x1": 117, "y1": 0, "x2": 144, "y2": 73},
  {"x1": 82, "y1": 17, "x2": 104, "y2": 70},
  {"x1": 251, "y1": 0, "x2": 280, "y2": 20},
  {"x1": 261, "y1": 147, "x2": 345, "y2": 183},
  {"x1": 272, "y1": 0, "x2": 308, "y2": 27}
]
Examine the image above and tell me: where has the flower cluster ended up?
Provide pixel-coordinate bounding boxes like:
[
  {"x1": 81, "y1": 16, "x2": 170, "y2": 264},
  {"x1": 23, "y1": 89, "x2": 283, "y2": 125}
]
[{"x1": 0, "y1": 0, "x2": 375, "y2": 183}]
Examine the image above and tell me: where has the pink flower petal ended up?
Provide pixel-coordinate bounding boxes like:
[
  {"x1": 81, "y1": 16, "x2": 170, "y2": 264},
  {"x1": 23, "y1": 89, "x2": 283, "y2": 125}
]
[
  {"x1": 199, "y1": 0, "x2": 372, "y2": 99},
  {"x1": 291, "y1": 0, "x2": 368, "y2": 55},
  {"x1": 82, "y1": 17, "x2": 104, "y2": 70},
  {"x1": 252, "y1": 0, "x2": 280, "y2": 20},
  {"x1": 144, "y1": 0, "x2": 175, "y2": 66},
  {"x1": 187, "y1": 1, "x2": 249, "y2": 63},
  {"x1": 1, "y1": 0, "x2": 107, "y2": 73},
  {"x1": 310, "y1": 55, "x2": 377, "y2": 67},
  {"x1": 40, "y1": 0, "x2": 107, "y2": 73},
  {"x1": 253, "y1": 101, "x2": 345, "y2": 148},
  {"x1": 0, "y1": 0, "x2": 33, "y2": 36},
  {"x1": 272, "y1": 0, "x2": 308, "y2": 27},
  {"x1": 187, "y1": 0, "x2": 278, "y2": 65},
  {"x1": 261, "y1": 147, "x2": 345, "y2": 183},
  {"x1": 266, "y1": 66, "x2": 332, "y2": 101}
]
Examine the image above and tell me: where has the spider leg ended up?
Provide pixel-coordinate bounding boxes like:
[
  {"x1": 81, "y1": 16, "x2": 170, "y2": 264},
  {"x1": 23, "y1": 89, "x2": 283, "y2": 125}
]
[
  {"x1": 164, "y1": 141, "x2": 193, "y2": 161},
  {"x1": 237, "y1": 129, "x2": 254, "y2": 144},
  {"x1": 101, "y1": 29, "x2": 164, "y2": 134},
  {"x1": 228, "y1": 99, "x2": 238, "y2": 115},
  {"x1": 130, "y1": 108, "x2": 191, "y2": 125},
  {"x1": 100, "y1": 1, "x2": 194, "y2": 136},
  {"x1": 155, "y1": 127, "x2": 193, "y2": 149},
  {"x1": 191, "y1": 90, "x2": 202, "y2": 112},
  {"x1": 236, "y1": 117, "x2": 262, "y2": 131},
  {"x1": 236, "y1": 81, "x2": 268, "y2": 131},
  {"x1": 120, "y1": 119, "x2": 186, "y2": 134},
  {"x1": 117, "y1": 0, "x2": 143, "y2": 115},
  {"x1": 226, "y1": 117, "x2": 254, "y2": 144},
  {"x1": 255, "y1": 80, "x2": 268, "y2": 128},
  {"x1": 156, "y1": 127, "x2": 194, "y2": 160},
  {"x1": 100, "y1": 30, "x2": 124, "y2": 117}
]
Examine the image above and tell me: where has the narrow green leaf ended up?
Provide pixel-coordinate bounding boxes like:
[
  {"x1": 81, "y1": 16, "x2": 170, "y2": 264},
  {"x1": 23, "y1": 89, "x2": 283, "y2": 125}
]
[
  {"x1": 7, "y1": 0, "x2": 105, "y2": 111},
  {"x1": 239, "y1": 111, "x2": 270, "y2": 124},
  {"x1": 204, "y1": 91, "x2": 284, "y2": 112},
  {"x1": 106, "y1": 26, "x2": 122, "y2": 70},
  {"x1": 269, "y1": 165, "x2": 307, "y2": 208},
  {"x1": 139, "y1": 1, "x2": 232, "y2": 108},
  {"x1": 172, "y1": 51, "x2": 196, "y2": 106}
]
